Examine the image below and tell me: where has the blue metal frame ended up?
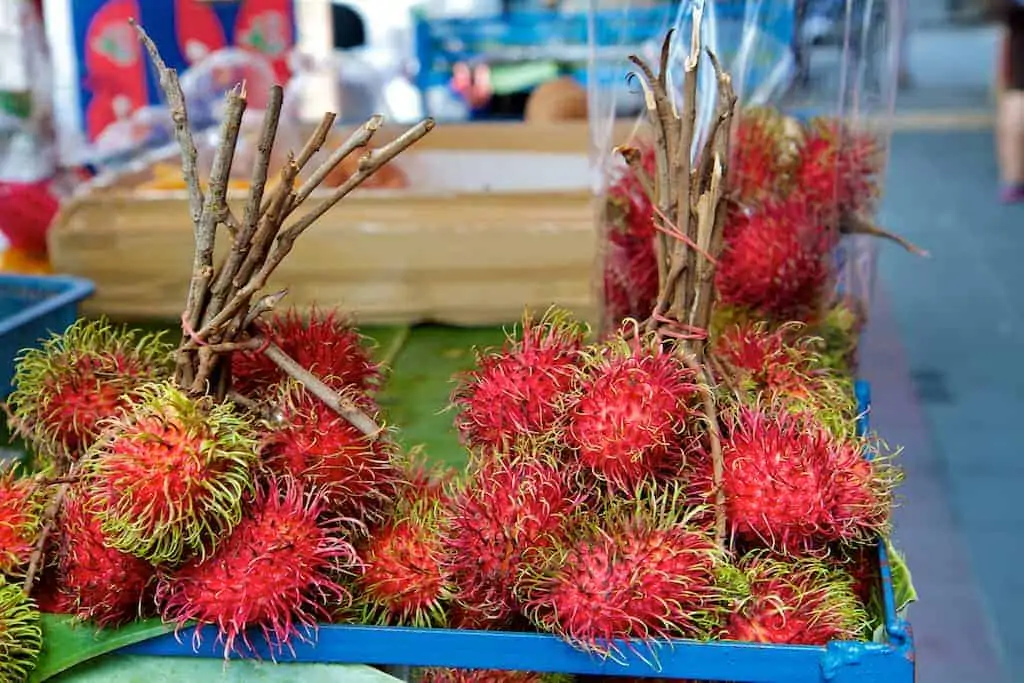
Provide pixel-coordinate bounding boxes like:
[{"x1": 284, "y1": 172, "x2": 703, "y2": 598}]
[{"x1": 118, "y1": 380, "x2": 914, "y2": 682}]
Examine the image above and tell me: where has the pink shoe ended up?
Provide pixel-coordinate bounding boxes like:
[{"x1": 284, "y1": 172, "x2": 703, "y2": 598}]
[{"x1": 1000, "y1": 185, "x2": 1024, "y2": 204}]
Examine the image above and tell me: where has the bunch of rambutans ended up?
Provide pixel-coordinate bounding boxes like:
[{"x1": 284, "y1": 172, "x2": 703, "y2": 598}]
[
  {"x1": 0, "y1": 299, "x2": 913, "y2": 683},
  {"x1": 0, "y1": 301, "x2": 911, "y2": 683},
  {"x1": 600, "y1": 108, "x2": 889, "y2": 372}
]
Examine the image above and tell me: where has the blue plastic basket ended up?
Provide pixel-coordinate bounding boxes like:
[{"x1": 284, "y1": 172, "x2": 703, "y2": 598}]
[
  {"x1": 0, "y1": 274, "x2": 96, "y2": 399},
  {"x1": 117, "y1": 381, "x2": 914, "y2": 682}
]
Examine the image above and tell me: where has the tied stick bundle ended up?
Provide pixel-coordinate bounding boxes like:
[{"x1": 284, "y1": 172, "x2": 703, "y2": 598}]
[
  {"x1": 129, "y1": 21, "x2": 433, "y2": 436},
  {"x1": 617, "y1": 19, "x2": 737, "y2": 549},
  {"x1": 616, "y1": 17, "x2": 736, "y2": 360}
]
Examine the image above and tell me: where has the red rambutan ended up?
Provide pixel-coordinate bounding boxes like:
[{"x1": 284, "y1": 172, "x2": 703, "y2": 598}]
[
  {"x1": 728, "y1": 107, "x2": 792, "y2": 208},
  {"x1": 0, "y1": 469, "x2": 42, "y2": 577},
  {"x1": 452, "y1": 309, "x2": 586, "y2": 451},
  {"x1": 725, "y1": 553, "x2": 868, "y2": 645},
  {"x1": 263, "y1": 382, "x2": 401, "y2": 523},
  {"x1": 715, "y1": 198, "x2": 832, "y2": 322},
  {"x1": 519, "y1": 485, "x2": 724, "y2": 659},
  {"x1": 601, "y1": 144, "x2": 659, "y2": 327},
  {"x1": 156, "y1": 476, "x2": 358, "y2": 658},
  {"x1": 693, "y1": 405, "x2": 897, "y2": 555},
  {"x1": 419, "y1": 669, "x2": 571, "y2": 683},
  {"x1": 231, "y1": 307, "x2": 380, "y2": 397},
  {"x1": 83, "y1": 382, "x2": 259, "y2": 565},
  {"x1": 790, "y1": 119, "x2": 881, "y2": 223},
  {"x1": 354, "y1": 494, "x2": 453, "y2": 627},
  {"x1": 563, "y1": 332, "x2": 699, "y2": 490},
  {"x1": 54, "y1": 488, "x2": 157, "y2": 627},
  {"x1": 7, "y1": 318, "x2": 172, "y2": 465},
  {"x1": 446, "y1": 443, "x2": 582, "y2": 626}
]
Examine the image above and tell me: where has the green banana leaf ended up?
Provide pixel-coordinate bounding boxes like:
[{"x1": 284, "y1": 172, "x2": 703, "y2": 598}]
[
  {"x1": 29, "y1": 615, "x2": 171, "y2": 682},
  {"x1": 50, "y1": 655, "x2": 402, "y2": 683}
]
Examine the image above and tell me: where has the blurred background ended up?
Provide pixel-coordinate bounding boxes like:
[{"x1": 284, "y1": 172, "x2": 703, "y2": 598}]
[{"x1": 0, "y1": 1, "x2": 1020, "y2": 681}]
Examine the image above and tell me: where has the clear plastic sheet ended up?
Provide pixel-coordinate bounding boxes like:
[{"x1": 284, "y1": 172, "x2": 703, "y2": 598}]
[{"x1": 589, "y1": 0, "x2": 902, "y2": 353}]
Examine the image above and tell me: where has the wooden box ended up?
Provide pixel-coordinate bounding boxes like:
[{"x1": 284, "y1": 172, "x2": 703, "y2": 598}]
[{"x1": 48, "y1": 122, "x2": 619, "y2": 326}]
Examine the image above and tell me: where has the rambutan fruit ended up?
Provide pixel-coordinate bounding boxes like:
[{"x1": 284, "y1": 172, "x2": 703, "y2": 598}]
[
  {"x1": 692, "y1": 405, "x2": 897, "y2": 555},
  {"x1": 0, "y1": 576, "x2": 43, "y2": 683},
  {"x1": 600, "y1": 143, "x2": 660, "y2": 328},
  {"x1": 446, "y1": 442, "x2": 583, "y2": 626},
  {"x1": 231, "y1": 307, "x2": 380, "y2": 397},
  {"x1": 263, "y1": 382, "x2": 401, "y2": 523},
  {"x1": 519, "y1": 485, "x2": 724, "y2": 660},
  {"x1": 156, "y1": 476, "x2": 358, "y2": 659},
  {"x1": 419, "y1": 668, "x2": 571, "y2": 683},
  {"x1": 724, "y1": 553, "x2": 868, "y2": 645},
  {"x1": 729, "y1": 107, "x2": 791, "y2": 208},
  {"x1": 354, "y1": 494, "x2": 453, "y2": 627},
  {"x1": 82, "y1": 382, "x2": 259, "y2": 565},
  {"x1": 790, "y1": 119, "x2": 881, "y2": 223},
  {"x1": 563, "y1": 332, "x2": 699, "y2": 490},
  {"x1": 715, "y1": 198, "x2": 832, "y2": 322},
  {"x1": 0, "y1": 469, "x2": 42, "y2": 577},
  {"x1": 452, "y1": 308, "x2": 586, "y2": 450},
  {"x1": 54, "y1": 488, "x2": 157, "y2": 627},
  {"x1": 713, "y1": 321, "x2": 857, "y2": 437},
  {"x1": 7, "y1": 318, "x2": 172, "y2": 465}
]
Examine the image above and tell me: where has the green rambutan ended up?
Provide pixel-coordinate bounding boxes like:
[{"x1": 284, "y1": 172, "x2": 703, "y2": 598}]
[
  {"x1": 446, "y1": 442, "x2": 583, "y2": 626},
  {"x1": 354, "y1": 494, "x2": 453, "y2": 627},
  {"x1": 262, "y1": 382, "x2": 401, "y2": 523},
  {"x1": 231, "y1": 306, "x2": 381, "y2": 397},
  {"x1": 724, "y1": 553, "x2": 868, "y2": 645},
  {"x1": 0, "y1": 469, "x2": 42, "y2": 577},
  {"x1": 54, "y1": 488, "x2": 157, "y2": 627},
  {"x1": 691, "y1": 404, "x2": 898, "y2": 555},
  {"x1": 563, "y1": 332, "x2": 699, "y2": 490},
  {"x1": 0, "y1": 576, "x2": 43, "y2": 683},
  {"x1": 452, "y1": 308, "x2": 586, "y2": 450},
  {"x1": 7, "y1": 318, "x2": 172, "y2": 465},
  {"x1": 82, "y1": 382, "x2": 259, "y2": 565},
  {"x1": 519, "y1": 485, "x2": 724, "y2": 660},
  {"x1": 156, "y1": 476, "x2": 358, "y2": 658},
  {"x1": 419, "y1": 669, "x2": 572, "y2": 683},
  {"x1": 714, "y1": 321, "x2": 857, "y2": 437}
]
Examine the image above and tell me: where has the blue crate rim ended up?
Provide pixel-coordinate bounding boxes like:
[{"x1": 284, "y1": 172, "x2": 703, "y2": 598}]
[
  {"x1": 114, "y1": 379, "x2": 912, "y2": 681},
  {"x1": 0, "y1": 274, "x2": 96, "y2": 337}
]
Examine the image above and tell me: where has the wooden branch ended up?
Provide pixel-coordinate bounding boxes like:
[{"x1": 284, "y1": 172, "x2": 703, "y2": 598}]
[
  {"x1": 131, "y1": 20, "x2": 203, "y2": 225},
  {"x1": 205, "y1": 84, "x2": 284, "y2": 325},
  {"x1": 204, "y1": 118, "x2": 434, "y2": 335},
  {"x1": 681, "y1": 353, "x2": 727, "y2": 553},
  {"x1": 290, "y1": 114, "x2": 384, "y2": 212},
  {"x1": 24, "y1": 482, "x2": 69, "y2": 595},
  {"x1": 840, "y1": 213, "x2": 929, "y2": 257},
  {"x1": 261, "y1": 340, "x2": 383, "y2": 438}
]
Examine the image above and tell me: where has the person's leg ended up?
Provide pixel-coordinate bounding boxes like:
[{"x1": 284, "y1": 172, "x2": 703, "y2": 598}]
[{"x1": 997, "y1": 25, "x2": 1024, "y2": 202}]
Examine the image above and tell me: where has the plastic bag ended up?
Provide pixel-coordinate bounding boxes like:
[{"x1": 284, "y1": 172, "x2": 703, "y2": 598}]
[
  {"x1": 0, "y1": 0, "x2": 71, "y2": 271},
  {"x1": 589, "y1": 0, "x2": 903, "y2": 361}
]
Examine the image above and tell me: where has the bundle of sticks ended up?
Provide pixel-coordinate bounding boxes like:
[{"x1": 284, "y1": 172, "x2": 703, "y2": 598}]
[{"x1": 131, "y1": 22, "x2": 433, "y2": 438}]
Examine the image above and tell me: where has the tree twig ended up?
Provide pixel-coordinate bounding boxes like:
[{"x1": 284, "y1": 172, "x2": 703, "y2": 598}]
[
  {"x1": 681, "y1": 353, "x2": 727, "y2": 553},
  {"x1": 260, "y1": 339, "x2": 383, "y2": 438},
  {"x1": 24, "y1": 482, "x2": 69, "y2": 595}
]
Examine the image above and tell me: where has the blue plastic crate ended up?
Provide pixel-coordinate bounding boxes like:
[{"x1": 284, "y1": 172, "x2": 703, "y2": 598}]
[
  {"x1": 117, "y1": 381, "x2": 914, "y2": 682},
  {"x1": 0, "y1": 274, "x2": 96, "y2": 400}
]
